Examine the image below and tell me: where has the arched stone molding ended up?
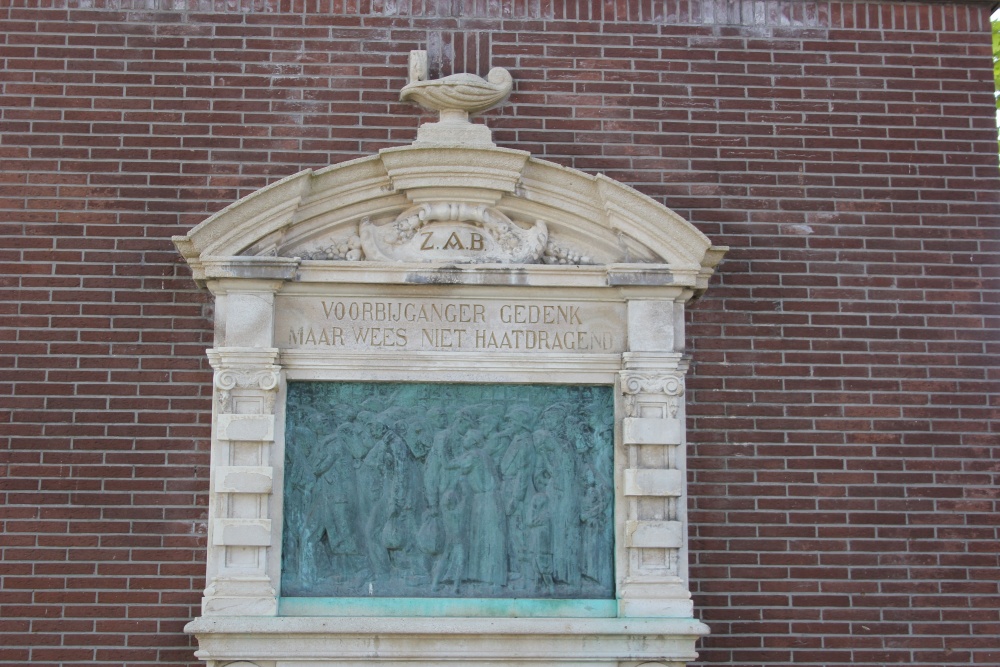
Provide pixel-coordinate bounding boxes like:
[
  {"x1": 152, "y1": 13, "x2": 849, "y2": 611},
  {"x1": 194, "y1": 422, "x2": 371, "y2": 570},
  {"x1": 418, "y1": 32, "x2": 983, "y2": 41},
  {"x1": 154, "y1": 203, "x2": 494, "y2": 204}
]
[
  {"x1": 173, "y1": 144, "x2": 724, "y2": 291},
  {"x1": 177, "y1": 60, "x2": 725, "y2": 667}
]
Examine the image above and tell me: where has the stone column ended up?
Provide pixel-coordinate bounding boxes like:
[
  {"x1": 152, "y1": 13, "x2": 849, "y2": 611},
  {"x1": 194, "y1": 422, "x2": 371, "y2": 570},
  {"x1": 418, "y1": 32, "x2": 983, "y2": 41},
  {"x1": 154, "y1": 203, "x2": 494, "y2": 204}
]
[
  {"x1": 618, "y1": 295, "x2": 694, "y2": 617},
  {"x1": 202, "y1": 276, "x2": 287, "y2": 616}
]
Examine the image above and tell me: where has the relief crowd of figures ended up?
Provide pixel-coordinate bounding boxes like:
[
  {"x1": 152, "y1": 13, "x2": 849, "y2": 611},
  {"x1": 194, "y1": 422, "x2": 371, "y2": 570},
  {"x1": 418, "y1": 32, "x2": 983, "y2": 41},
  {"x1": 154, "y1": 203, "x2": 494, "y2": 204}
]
[{"x1": 282, "y1": 383, "x2": 615, "y2": 599}]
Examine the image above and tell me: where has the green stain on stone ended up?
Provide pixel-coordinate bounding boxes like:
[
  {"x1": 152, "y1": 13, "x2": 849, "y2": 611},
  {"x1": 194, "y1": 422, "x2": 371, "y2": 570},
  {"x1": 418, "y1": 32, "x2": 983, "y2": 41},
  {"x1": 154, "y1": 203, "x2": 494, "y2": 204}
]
[
  {"x1": 282, "y1": 382, "x2": 615, "y2": 600},
  {"x1": 278, "y1": 596, "x2": 618, "y2": 618}
]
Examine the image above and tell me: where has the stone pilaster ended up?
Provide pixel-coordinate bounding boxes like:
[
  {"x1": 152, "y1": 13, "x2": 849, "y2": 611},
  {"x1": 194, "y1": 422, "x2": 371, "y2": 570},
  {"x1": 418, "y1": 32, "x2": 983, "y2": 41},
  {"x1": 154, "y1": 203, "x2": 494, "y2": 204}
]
[
  {"x1": 201, "y1": 276, "x2": 288, "y2": 616},
  {"x1": 617, "y1": 296, "x2": 694, "y2": 617}
]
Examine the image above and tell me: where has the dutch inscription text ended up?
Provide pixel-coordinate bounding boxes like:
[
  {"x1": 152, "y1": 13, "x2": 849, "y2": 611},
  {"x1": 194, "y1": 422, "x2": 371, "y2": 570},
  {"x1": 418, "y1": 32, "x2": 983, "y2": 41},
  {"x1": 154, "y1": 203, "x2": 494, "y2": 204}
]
[{"x1": 277, "y1": 296, "x2": 624, "y2": 354}]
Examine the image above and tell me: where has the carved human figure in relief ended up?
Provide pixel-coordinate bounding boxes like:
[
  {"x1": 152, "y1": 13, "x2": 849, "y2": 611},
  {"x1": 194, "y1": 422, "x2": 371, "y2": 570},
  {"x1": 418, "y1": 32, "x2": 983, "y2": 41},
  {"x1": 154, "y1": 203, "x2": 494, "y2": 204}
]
[
  {"x1": 499, "y1": 406, "x2": 536, "y2": 584},
  {"x1": 534, "y1": 407, "x2": 583, "y2": 589},
  {"x1": 426, "y1": 410, "x2": 472, "y2": 591},
  {"x1": 526, "y1": 490, "x2": 554, "y2": 595},
  {"x1": 310, "y1": 424, "x2": 362, "y2": 575},
  {"x1": 363, "y1": 416, "x2": 422, "y2": 581},
  {"x1": 580, "y1": 468, "x2": 608, "y2": 588},
  {"x1": 414, "y1": 407, "x2": 446, "y2": 569},
  {"x1": 458, "y1": 429, "x2": 507, "y2": 592},
  {"x1": 432, "y1": 488, "x2": 467, "y2": 594},
  {"x1": 285, "y1": 423, "x2": 321, "y2": 584}
]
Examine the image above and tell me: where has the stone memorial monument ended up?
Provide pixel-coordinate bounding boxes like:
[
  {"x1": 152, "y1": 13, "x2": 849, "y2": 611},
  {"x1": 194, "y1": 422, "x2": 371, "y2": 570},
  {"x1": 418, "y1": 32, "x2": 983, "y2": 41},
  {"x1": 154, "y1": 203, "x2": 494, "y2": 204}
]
[{"x1": 176, "y1": 52, "x2": 726, "y2": 667}]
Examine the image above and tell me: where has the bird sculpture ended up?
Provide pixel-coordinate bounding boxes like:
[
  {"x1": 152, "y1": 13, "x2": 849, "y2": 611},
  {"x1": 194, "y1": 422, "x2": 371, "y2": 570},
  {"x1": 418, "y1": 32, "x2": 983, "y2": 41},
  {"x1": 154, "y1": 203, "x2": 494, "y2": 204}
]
[{"x1": 400, "y1": 67, "x2": 514, "y2": 119}]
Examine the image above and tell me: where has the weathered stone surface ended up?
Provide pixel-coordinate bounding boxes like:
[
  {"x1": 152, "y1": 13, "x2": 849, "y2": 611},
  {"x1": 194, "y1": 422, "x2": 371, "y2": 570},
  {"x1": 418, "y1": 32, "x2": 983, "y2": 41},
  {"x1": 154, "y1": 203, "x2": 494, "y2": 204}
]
[{"x1": 275, "y1": 294, "x2": 625, "y2": 354}]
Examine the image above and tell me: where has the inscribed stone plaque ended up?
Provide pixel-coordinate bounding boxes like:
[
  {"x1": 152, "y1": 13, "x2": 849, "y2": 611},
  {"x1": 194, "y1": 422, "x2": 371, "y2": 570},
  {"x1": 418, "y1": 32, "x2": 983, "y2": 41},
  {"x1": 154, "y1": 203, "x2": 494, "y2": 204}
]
[
  {"x1": 282, "y1": 382, "x2": 614, "y2": 599},
  {"x1": 274, "y1": 295, "x2": 625, "y2": 353}
]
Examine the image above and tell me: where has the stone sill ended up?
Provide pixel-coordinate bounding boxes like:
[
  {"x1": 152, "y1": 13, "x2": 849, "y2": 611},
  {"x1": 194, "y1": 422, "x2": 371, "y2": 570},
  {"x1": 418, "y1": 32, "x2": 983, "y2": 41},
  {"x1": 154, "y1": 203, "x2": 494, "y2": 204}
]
[{"x1": 186, "y1": 615, "x2": 710, "y2": 664}]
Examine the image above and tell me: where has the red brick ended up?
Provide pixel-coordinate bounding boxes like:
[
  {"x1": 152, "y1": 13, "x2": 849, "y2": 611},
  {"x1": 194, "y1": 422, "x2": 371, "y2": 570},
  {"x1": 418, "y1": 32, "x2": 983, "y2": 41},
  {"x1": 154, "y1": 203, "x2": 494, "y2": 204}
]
[{"x1": 1, "y1": 2, "x2": 998, "y2": 666}]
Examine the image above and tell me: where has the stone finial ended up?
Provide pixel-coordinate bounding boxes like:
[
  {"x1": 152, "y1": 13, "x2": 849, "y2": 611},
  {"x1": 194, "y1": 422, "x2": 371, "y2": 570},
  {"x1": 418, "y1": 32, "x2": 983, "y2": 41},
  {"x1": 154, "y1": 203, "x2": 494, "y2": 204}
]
[
  {"x1": 400, "y1": 67, "x2": 513, "y2": 119},
  {"x1": 400, "y1": 50, "x2": 513, "y2": 147}
]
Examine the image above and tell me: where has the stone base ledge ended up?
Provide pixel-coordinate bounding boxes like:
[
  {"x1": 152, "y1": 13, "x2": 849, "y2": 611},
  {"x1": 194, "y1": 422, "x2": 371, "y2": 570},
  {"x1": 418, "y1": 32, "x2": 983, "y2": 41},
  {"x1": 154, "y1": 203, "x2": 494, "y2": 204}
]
[{"x1": 185, "y1": 615, "x2": 709, "y2": 666}]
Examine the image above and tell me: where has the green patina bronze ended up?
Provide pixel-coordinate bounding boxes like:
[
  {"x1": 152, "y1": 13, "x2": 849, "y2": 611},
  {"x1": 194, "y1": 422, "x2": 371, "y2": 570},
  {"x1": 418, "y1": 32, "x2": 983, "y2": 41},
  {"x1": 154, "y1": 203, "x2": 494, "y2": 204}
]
[
  {"x1": 282, "y1": 382, "x2": 614, "y2": 600},
  {"x1": 278, "y1": 596, "x2": 618, "y2": 617}
]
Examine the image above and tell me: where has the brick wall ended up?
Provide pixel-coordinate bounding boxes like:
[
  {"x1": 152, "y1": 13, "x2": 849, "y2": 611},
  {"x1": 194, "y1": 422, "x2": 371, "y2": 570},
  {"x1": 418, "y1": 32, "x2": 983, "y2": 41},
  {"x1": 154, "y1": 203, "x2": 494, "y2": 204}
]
[{"x1": 1, "y1": 1, "x2": 998, "y2": 665}]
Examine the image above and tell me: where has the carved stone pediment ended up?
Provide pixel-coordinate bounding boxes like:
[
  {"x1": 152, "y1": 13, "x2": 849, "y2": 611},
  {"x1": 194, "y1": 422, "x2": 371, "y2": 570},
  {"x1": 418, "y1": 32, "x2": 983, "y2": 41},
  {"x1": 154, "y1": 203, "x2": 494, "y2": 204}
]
[
  {"x1": 360, "y1": 203, "x2": 547, "y2": 264},
  {"x1": 173, "y1": 145, "x2": 727, "y2": 285}
]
